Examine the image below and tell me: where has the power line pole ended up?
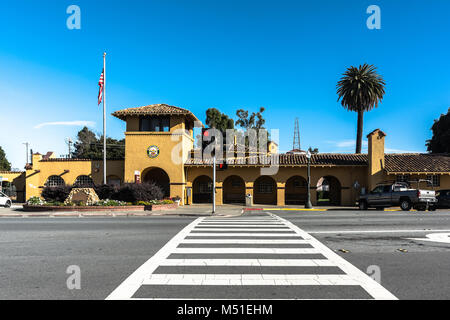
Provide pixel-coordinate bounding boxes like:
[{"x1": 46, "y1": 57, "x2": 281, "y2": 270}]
[{"x1": 293, "y1": 117, "x2": 301, "y2": 150}]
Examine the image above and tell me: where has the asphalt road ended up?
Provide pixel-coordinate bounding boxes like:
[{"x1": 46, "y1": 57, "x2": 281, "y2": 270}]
[
  {"x1": 270, "y1": 210, "x2": 450, "y2": 299},
  {"x1": 0, "y1": 209, "x2": 449, "y2": 300}
]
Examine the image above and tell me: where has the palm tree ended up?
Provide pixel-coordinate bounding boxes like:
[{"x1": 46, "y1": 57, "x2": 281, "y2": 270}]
[{"x1": 337, "y1": 64, "x2": 386, "y2": 153}]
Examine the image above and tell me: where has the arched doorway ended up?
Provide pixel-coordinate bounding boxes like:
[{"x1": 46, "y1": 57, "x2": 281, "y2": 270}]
[
  {"x1": 254, "y1": 176, "x2": 277, "y2": 205},
  {"x1": 143, "y1": 168, "x2": 170, "y2": 198},
  {"x1": 285, "y1": 176, "x2": 307, "y2": 205},
  {"x1": 316, "y1": 176, "x2": 341, "y2": 205},
  {"x1": 223, "y1": 175, "x2": 245, "y2": 204},
  {"x1": 193, "y1": 175, "x2": 213, "y2": 203}
]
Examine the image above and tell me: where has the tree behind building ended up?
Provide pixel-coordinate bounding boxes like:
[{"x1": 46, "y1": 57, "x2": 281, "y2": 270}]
[
  {"x1": 72, "y1": 127, "x2": 125, "y2": 160},
  {"x1": 0, "y1": 146, "x2": 11, "y2": 171},
  {"x1": 426, "y1": 108, "x2": 450, "y2": 153}
]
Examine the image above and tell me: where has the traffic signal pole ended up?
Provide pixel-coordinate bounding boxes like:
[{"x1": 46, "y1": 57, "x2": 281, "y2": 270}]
[{"x1": 212, "y1": 153, "x2": 216, "y2": 215}]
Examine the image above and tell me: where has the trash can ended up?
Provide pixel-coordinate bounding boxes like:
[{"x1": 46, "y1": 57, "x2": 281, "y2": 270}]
[{"x1": 245, "y1": 193, "x2": 253, "y2": 207}]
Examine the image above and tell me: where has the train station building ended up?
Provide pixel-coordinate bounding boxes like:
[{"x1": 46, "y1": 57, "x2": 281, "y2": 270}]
[{"x1": 2, "y1": 103, "x2": 449, "y2": 206}]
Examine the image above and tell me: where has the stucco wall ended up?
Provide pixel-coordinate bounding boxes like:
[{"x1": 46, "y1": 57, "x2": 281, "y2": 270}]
[
  {"x1": 185, "y1": 165, "x2": 368, "y2": 206},
  {"x1": 0, "y1": 171, "x2": 26, "y2": 202},
  {"x1": 25, "y1": 155, "x2": 124, "y2": 200}
]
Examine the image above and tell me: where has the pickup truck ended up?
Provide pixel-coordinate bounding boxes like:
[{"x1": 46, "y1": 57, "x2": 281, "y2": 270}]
[{"x1": 358, "y1": 182, "x2": 437, "y2": 211}]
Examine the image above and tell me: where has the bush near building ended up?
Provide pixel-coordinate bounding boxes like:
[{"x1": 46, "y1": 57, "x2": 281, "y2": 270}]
[
  {"x1": 41, "y1": 185, "x2": 72, "y2": 203},
  {"x1": 94, "y1": 184, "x2": 119, "y2": 200},
  {"x1": 111, "y1": 182, "x2": 164, "y2": 203},
  {"x1": 41, "y1": 182, "x2": 165, "y2": 204}
]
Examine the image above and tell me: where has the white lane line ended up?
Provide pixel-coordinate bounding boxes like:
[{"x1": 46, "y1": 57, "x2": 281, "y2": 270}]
[
  {"x1": 106, "y1": 217, "x2": 205, "y2": 300},
  {"x1": 172, "y1": 248, "x2": 320, "y2": 254},
  {"x1": 191, "y1": 228, "x2": 294, "y2": 231},
  {"x1": 406, "y1": 232, "x2": 450, "y2": 244},
  {"x1": 180, "y1": 239, "x2": 309, "y2": 244},
  {"x1": 185, "y1": 233, "x2": 302, "y2": 237},
  {"x1": 143, "y1": 274, "x2": 360, "y2": 286},
  {"x1": 159, "y1": 259, "x2": 336, "y2": 267},
  {"x1": 272, "y1": 214, "x2": 397, "y2": 300},
  {"x1": 308, "y1": 229, "x2": 450, "y2": 234}
]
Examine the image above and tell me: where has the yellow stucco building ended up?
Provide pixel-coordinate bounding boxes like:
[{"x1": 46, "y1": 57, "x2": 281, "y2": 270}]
[{"x1": 2, "y1": 103, "x2": 450, "y2": 206}]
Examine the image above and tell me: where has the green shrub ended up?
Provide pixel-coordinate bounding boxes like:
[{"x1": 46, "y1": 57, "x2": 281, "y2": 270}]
[
  {"x1": 94, "y1": 199, "x2": 126, "y2": 206},
  {"x1": 136, "y1": 199, "x2": 174, "y2": 206},
  {"x1": 136, "y1": 201, "x2": 151, "y2": 206},
  {"x1": 44, "y1": 201, "x2": 63, "y2": 206},
  {"x1": 27, "y1": 196, "x2": 45, "y2": 205}
]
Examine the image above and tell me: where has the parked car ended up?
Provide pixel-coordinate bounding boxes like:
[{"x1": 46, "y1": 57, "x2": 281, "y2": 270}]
[
  {"x1": 0, "y1": 191, "x2": 12, "y2": 208},
  {"x1": 436, "y1": 189, "x2": 450, "y2": 209},
  {"x1": 358, "y1": 182, "x2": 437, "y2": 211}
]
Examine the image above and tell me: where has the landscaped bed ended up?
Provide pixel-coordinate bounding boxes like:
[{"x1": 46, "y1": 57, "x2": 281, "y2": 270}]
[
  {"x1": 22, "y1": 203, "x2": 179, "y2": 212},
  {"x1": 23, "y1": 182, "x2": 181, "y2": 212},
  {"x1": 23, "y1": 199, "x2": 179, "y2": 212}
]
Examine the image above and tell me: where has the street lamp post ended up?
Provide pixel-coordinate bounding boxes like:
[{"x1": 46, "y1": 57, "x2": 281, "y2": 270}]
[{"x1": 305, "y1": 150, "x2": 313, "y2": 209}]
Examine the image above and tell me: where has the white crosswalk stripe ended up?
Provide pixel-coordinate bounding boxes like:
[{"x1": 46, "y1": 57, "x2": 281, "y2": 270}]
[
  {"x1": 181, "y1": 239, "x2": 309, "y2": 244},
  {"x1": 158, "y1": 259, "x2": 337, "y2": 266},
  {"x1": 107, "y1": 214, "x2": 397, "y2": 300}
]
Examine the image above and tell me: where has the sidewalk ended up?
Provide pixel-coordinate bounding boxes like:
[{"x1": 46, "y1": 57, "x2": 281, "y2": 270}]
[
  {"x1": 1, "y1": 204, "x2": 442, "y2": 218},
  {"x1": 151, "y1": 204, "x2": 244, "y2": 217},
  {"x1": 243, "y1": 205, "x2": 359, "y2": 211},
  {"x1": 0, "y1": 204, "x2": 245, "y2": 218}
]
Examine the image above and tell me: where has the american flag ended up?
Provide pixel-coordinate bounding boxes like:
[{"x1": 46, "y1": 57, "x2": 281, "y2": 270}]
[{"x1": 98, "y1": 69, "x2": 104, "y2": 105}]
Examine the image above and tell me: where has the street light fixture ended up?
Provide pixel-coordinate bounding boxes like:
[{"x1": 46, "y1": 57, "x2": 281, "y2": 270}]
[{"x1": 305, "y1": 150, "x2": 313, "y2": 209}]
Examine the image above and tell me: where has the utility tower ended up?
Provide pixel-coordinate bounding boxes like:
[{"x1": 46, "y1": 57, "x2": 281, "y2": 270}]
[
  {"x1": 293, "y1": 118, "x2": 301, "y2": 151},
  {"x1": 65, "y1": 138, "x2": 73, "y2": 158}
]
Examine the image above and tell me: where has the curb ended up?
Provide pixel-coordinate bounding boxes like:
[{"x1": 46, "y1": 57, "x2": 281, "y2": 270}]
[
  {"x1": 0, "y1": 212, "x2": 241, "y2": 218},
  {"x1": 242, "y1": 207, "x2": 428, "y2": 212},
  {"x1": 243, "y1": 207, "x2": 325, "y2": 212}
]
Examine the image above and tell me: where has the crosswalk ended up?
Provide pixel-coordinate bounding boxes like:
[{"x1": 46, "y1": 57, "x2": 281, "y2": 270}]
[{"x1": 107, "y1": 214, "x2": 397, "y2": 300}]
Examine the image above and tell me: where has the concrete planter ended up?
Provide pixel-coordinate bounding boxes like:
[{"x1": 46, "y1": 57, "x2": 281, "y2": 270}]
[
  {"x1": 143, "y1": 203, "x2": 178, "y2": 211},
  {"x1": 22, "y1": 203, "x2": 179, "y2": 212}
]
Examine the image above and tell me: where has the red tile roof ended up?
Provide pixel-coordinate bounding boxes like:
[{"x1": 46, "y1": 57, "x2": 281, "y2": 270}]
[
  {"x1": 385, "y1": 153, "x2": 450, "y2": 173},
  {"x1": 185, "y1": 153, "x2": 368, "y2": 166},
  {"x1": 186, "y1": 153, "x2": 450, "y2": 173},
  {"x1": 112, "y1": 103, "x2": 200, "y2": 122}
]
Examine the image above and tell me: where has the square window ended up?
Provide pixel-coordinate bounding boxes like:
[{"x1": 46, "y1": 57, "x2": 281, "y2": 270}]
[
  {"x1": 396, "y1": 174, "x2": 410, "y2": 184},
  {"x1": 258, "y1": 183, "x2": 273, "y2": 194},
  {"x1": 426, "y1": 175, "x2": 440, "y2": 187}
]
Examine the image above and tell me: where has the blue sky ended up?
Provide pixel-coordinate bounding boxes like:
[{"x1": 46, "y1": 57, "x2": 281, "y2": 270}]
[{"x1": 0, "y1": 0, "x2": 449, "y2": 169}]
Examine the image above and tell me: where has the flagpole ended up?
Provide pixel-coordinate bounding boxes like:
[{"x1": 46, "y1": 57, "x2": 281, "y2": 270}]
[{"x1": 103, "y1": 52, "x2": 107, "y2": 184}]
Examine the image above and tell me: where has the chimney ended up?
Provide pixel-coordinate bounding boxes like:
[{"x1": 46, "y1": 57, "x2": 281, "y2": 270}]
[{"x1": 367, "y1": 129, "x2": 386, "y2": 191}]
